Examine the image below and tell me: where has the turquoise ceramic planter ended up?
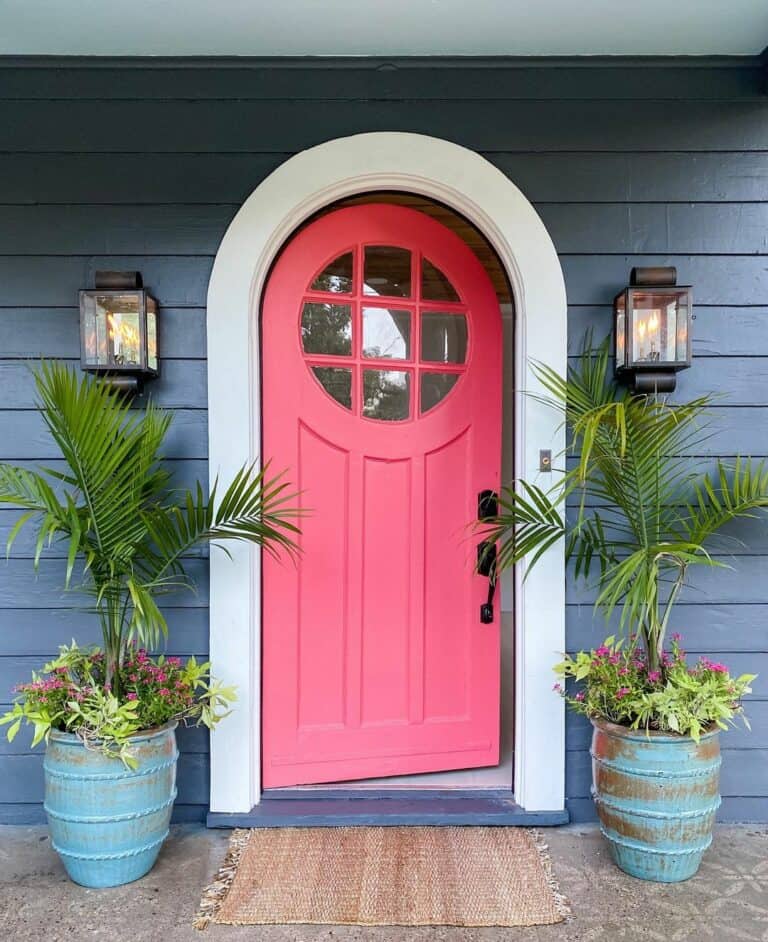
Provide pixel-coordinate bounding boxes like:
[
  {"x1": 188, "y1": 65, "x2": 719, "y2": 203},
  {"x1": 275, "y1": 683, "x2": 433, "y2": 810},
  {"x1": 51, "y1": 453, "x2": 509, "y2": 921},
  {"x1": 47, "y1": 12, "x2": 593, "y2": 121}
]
[
  {"x1": 591, "y1": 719, "x2": 721, "y2": 883},
  {"x1": 43, "y1": 723, "x2": 178, "y2": 888}
]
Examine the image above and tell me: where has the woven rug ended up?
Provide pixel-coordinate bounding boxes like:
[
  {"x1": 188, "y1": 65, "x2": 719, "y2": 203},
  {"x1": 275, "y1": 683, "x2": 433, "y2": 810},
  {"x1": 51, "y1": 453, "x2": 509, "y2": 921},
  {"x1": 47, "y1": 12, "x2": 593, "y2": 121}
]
[{"x1": 194, "y1": 826, "x2": 569, "y2": 929}]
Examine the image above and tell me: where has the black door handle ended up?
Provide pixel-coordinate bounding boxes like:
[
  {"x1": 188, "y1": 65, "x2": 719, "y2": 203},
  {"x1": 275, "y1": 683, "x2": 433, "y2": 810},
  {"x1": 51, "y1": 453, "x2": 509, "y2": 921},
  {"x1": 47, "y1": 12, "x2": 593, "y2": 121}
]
[
  {"x1": 480, "y1": 574, "x2": 497, "y2": 625},
  {"x1": 477, "y1": 490, "x2": 498, "y2": 624}
]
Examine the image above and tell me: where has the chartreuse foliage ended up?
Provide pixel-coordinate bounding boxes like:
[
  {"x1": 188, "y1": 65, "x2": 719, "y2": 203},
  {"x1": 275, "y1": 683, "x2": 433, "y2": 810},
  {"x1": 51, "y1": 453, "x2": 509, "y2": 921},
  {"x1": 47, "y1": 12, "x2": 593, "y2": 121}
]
[
  {"x1": 553, "y1": 636, "x2": 754, "y2": 741},
  {"x1": 2, "y1": 643, "x2": 236, "y2": 767}
]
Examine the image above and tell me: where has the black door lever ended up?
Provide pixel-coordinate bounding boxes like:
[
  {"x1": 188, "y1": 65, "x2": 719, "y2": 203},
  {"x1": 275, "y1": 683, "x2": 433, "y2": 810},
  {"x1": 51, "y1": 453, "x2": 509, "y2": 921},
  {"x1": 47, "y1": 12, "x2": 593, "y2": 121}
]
[
  {"x1": 480, "y1": 572, "x2": 497, "y2": 624},
  {"x1": 477, "y1": 489, "x2": 499, "y2": 624}
]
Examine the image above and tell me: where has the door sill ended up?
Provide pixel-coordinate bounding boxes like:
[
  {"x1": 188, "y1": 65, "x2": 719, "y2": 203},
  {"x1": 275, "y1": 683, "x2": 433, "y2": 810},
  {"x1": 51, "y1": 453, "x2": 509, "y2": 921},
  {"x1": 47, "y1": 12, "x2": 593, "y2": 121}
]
[{"x1": 206, "y1": 789, "x2": 569, "y2": 828}]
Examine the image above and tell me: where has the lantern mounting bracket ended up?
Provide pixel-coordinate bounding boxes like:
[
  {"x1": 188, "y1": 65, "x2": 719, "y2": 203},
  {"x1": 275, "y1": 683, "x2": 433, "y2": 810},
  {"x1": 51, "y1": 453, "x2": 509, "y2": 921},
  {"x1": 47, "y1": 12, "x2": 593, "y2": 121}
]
[
  {"x1": 630, "y1": 266, "x2": 677, "y2": 288},
  {"x1": 94, "y1": 270, "x2": 143, "y2": 292}
]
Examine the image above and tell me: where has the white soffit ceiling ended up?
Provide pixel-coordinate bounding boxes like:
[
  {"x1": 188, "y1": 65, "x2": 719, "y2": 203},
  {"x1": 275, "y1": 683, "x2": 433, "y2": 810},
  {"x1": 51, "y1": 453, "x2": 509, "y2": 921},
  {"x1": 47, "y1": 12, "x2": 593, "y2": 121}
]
[{"x1": 0, "y1": 0, "x2": 767, "y2": 57}]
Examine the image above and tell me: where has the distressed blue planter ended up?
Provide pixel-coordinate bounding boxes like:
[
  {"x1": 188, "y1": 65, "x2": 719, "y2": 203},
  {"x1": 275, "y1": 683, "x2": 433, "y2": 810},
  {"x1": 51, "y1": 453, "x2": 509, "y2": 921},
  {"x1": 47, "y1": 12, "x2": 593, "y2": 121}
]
[
  {"x1": 591, "y1": 719, "x2": 721, "y2": 883},
  {"x1": 43, "y1": 723, "x2": 178, "y2": 888}
]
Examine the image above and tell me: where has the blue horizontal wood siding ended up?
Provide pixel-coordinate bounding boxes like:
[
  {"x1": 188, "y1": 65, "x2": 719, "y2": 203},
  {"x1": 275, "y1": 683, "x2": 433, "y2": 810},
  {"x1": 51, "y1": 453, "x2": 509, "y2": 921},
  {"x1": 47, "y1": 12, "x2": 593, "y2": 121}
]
[{"x1": 0, "y1": 56, "x2": 766, "y2": 824}]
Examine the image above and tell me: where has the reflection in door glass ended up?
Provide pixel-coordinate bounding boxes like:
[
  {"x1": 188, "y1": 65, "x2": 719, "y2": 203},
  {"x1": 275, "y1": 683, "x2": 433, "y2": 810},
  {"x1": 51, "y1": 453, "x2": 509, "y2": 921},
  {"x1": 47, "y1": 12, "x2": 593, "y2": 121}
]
[
  {"x1": 362, "y1": 307, "x2": 411, "y2": 360},
  {"x1": 363, "y1": 246, "x2": 411, "y2": 298},
  {"x1": 421, "y1": 312, "x2": 468, "y2": 364},
  {"x1": 301, "y1": 302, "x2": 352, "y2": 356},
  {"x1": 311, "y1": 366, "x2": 352, "y2": 410},
  {"x1": 421, "y1": 258, "x2": 460, "y2": 302},
  {"x1": 362, "y1": 370, "x2": 410, "y2": 421},
  {"x1": 310, "y1": 252, "x2": 353, "y2": 293},
  {"x1": 420, "y1": 372, "x2": 459, "y2": 414}
]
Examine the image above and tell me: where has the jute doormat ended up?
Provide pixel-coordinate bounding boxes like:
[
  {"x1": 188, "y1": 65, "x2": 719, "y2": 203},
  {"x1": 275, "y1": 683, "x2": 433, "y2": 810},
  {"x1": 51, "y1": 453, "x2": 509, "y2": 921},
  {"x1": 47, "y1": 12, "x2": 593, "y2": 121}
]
[{"x1": 194, "y1": 827, "x2": 570, "y2": 929}]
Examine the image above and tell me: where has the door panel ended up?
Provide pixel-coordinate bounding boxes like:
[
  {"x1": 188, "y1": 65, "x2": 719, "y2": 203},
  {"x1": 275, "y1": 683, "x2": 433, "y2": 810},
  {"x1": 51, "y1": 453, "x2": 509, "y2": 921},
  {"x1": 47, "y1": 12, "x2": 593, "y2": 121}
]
[{"x1": 262, "y1": 203, "x2": 503, "y2": 787}]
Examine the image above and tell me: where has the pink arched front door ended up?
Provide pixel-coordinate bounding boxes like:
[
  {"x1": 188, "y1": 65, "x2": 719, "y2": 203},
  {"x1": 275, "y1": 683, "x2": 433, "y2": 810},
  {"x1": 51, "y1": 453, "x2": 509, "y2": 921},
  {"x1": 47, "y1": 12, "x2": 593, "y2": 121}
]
[{"x1": 262, "y1": 203, "x2": 502, "y2": 787}]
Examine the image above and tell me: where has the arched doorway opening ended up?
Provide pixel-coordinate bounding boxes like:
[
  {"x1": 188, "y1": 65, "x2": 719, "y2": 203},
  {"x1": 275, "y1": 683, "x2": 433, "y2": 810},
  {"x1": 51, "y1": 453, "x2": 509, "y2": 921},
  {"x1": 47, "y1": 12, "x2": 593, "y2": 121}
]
[{"x1": 206, "y1": 132, "x2": 566, "y2": 818}]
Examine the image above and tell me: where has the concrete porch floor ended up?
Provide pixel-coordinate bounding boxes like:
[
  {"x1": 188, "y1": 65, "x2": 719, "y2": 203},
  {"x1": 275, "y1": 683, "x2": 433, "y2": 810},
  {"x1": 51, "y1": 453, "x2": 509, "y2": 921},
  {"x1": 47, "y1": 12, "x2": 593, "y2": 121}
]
[{"x1": 0, "y1": 824, "x2": 766, "y2": 941}]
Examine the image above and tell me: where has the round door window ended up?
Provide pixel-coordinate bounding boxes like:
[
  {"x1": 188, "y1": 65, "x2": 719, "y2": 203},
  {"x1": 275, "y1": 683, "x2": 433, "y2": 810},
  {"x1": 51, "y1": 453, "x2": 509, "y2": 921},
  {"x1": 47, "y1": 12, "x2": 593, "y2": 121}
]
[{"x1": 300, "y1": 247, "x2": 469, "y2": 422}]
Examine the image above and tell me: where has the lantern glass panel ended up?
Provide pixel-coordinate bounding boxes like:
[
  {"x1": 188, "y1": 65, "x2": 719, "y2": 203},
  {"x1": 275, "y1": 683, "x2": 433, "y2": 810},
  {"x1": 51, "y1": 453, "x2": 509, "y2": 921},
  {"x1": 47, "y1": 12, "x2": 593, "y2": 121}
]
[
  {"x1": 82, "y1": 293, "x2": 143, "y2": 370},
  {"x1": 615, "y1": 292, "x2": 626, "y2": 369},
  {"x1": 630, "y1": 290, "x2": 689, "y2": 367},
  {"x1": 146, "y1": 296, "x2": 158, "y2": 372}
]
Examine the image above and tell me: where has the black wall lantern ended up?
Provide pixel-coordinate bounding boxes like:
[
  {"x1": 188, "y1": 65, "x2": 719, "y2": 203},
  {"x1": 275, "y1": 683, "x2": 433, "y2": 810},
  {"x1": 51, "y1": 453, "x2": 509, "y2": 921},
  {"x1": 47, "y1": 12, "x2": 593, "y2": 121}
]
[
  {"x1": 79, "y1": 271, "x2": 159, "y2": 393},
  {"x1": 614, "y1": 266, "x2": 692, "y2": 393}
]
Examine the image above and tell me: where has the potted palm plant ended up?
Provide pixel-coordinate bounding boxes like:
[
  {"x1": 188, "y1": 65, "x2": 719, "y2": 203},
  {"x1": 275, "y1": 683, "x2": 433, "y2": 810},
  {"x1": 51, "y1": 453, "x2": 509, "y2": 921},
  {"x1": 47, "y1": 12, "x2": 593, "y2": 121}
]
[
  {"x1": 482, "y1": 337, "x2": 763, "y2": 882},
  {"x1": 0, "y1": 363, "x2": 298, "y2": 888}
]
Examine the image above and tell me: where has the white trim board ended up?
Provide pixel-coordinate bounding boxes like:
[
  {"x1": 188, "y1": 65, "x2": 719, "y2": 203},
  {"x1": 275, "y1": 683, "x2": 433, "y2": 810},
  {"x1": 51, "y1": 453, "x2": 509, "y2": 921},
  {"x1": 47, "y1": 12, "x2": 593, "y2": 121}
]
[{"x1": 206, "y1": 132, "x2": 567, "y2": 814}]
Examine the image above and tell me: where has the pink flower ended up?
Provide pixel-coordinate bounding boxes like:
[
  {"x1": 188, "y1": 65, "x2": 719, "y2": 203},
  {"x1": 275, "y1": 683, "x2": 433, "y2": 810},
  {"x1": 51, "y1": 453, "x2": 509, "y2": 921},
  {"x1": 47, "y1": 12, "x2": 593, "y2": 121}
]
[
  {"x1": 552, "y1": 683, "x2": 562, "y2": 693},
  {"x1": 595, "y1": 646, "x2": 610, "y2": 658},
  {"x1": 126, "y1": 692, "x2": 138, "y2": 701},
  {"x1": 616, "y1": 687, "x2": 631, "y2": 700},
  {"x1": 708, "y1": 662, "x2": 728, "y2": 674},
  {"x1": 574, "y1": 692, "x2": 585, "y2": 702},
  {"x1": 158, "y1": 688, "x2": 170, "y2": 697},
  {"x1": 672, "y1": 633, "x2": 682, "y2": 642},
  {"x1": 609, "y1": 654, "x2": 620, "y2": 665},
  {"x1": 648, "y1": 671, "x2": 661, "y2": 683},
  {"x1": 619, "y1": 667, "x2": 630, "y2": 676},
  {"x1": 129, "y1": 674, "x2": 138, "y2": 682},
  {"x1": 167, "y1": 657, "x2": 181, "y2": 667},
  {"x1": 155, "y1": 672, "x2": 167, "y2": 683}
]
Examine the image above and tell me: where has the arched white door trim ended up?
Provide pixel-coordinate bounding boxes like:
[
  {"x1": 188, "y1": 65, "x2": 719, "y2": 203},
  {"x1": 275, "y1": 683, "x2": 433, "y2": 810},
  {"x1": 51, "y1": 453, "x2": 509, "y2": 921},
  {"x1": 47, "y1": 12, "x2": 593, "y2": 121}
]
[{"x1": 206, "y1": 132, "x2": 567, "y2": 814}]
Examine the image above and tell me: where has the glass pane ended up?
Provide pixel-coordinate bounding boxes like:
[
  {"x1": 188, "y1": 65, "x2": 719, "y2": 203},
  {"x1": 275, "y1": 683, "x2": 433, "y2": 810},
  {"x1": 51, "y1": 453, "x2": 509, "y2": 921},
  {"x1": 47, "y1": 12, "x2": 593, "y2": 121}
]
[
  {"x1": 615, "y1": 293, "x2": 626, "y2": 369},
  {"x1": 310, "y1": 252, "x2": 353, "y2": 293},
  {"x1": 362, "y1": 370, "x2": 410, "y2": 421},
  {"x1": 81, "y1": 295, "x2": 105, "y2": 366},
  {"x1": 363, "y1": 246, "x2": 411, "y2": 298},
  {"x1": 420, "y1": 372, "x2": 459, "y2": 414},
  {"x1": 421, "y1": 312, "x2": 468, "y2": 364},
  {"x1": 630, "y1": 291, "x2": 688, "y2": 365},
  {"x1": 675, "y1": 295, "x2": 690, "y2": 361},
  {"x1": 81, "y1": 292, "x2": 142, "y2": 369},
  {"x1": 421, "y1": 258, "x2": 460, "y2": 302},
  {"x1": 301, "y1": 302, "x2": 352, "y2": 357},
  {"x1": 362, "y1": 307, "x2": 411, "y2": 360},
  {"x1": 312, "y1": 366, "x2": 352, "y2": 410},
  {"x1": 146, "y1": 296, "x2": 158, "y2": 372}
]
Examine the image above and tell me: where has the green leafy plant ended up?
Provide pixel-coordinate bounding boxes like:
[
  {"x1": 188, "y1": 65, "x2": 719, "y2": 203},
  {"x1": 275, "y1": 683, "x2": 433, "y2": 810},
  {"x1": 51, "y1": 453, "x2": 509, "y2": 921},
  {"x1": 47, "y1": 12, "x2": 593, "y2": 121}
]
[
  {"x1": 554, "y1": 636, "x2": 754, "y2": 740},
  {"x1": 0, "y1": 362, "x2": 300, "y2": 702},
  {"x1": 2, "y1": 643, "x2": 235, "y2": 767},
  {"x1": 481, "y1": 335, "x2": 768, "y2": 691}
]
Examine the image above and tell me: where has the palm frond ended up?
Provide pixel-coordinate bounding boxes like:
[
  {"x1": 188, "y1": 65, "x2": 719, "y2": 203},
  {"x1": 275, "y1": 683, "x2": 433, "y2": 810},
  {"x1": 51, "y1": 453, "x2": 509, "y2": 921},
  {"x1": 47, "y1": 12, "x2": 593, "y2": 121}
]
[
  {"x1": 488, "y1": 332, "x2": 768, "y2": 669},
  {"x1": 481, "y1": 480, "x2": 566, "y2": 577},
  {"x1": 0, "y1": 363, "x2": 301, "y2": 692},
  {"x1": 681, "y1": 458, "x2": 768, "y2": 548},
  {"x1": 139, "y1": 462, "x2": 300, "y2": 586}
]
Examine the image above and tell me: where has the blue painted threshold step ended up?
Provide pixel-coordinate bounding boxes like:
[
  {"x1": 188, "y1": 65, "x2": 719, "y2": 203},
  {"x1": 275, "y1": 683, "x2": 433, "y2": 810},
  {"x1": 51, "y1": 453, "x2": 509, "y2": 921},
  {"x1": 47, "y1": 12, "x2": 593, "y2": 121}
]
[{"x1": 206, "y1": 789, "x2": 569, "y2": 828}]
